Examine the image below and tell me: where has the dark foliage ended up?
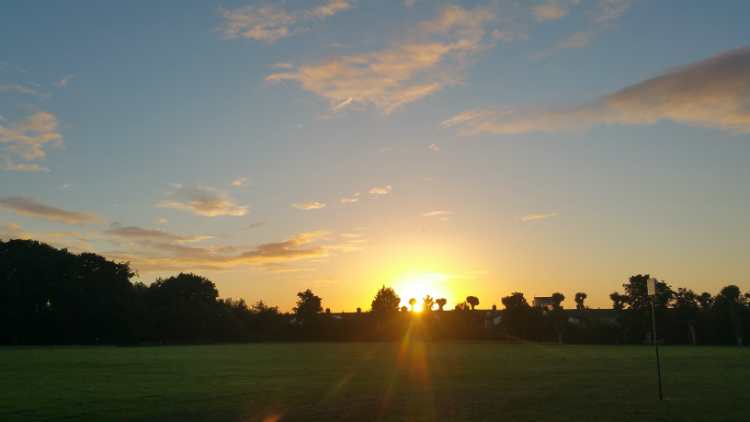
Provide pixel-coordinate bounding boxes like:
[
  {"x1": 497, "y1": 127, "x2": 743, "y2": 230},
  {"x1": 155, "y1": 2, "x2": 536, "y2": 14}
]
[{"x1": 2, "y1": 239, "x2": 748, "y2": 346}]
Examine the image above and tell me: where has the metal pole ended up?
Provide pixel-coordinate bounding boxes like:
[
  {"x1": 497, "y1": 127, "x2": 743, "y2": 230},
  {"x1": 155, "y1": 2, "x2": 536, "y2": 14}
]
[{"x1": 651, "y1": 296, "x2": 663, "y2": 401}]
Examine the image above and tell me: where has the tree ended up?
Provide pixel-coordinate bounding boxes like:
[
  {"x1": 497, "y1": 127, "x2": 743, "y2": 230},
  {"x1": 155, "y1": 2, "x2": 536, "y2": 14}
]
[
  {"x1": 408, "y1": 298, "x2": 417, "y2": 312},
  {"x1": 436, "y1": 298, "x2": 447, "y2": 311},
  {"x1": 713, "y1": 285, "x2": 748, "y2": 345},
  {"x1": 550, "y1": 292, "x2": 566, "y2": 343},
  {"x1": 454, "y1": 301, "x2": 470, "y2": 311},
  {"x1": 422, "y1": 295, "x2": 435, "y2": 312},
  {"x1": 466, "y1": 296, "x2": 479, "y2": 310},
  {"x1": 574, "y1": 292, "x2": 587, "y2": 309},
  {"x1": 370, "y1": 285, "x2": 401, "y2": 313},
  {"x1": 146, "y1": 273, "x2": 220, "y2": 343},
  {"x1": 293, "y1": 289, "x2": 322, "y2": 323},
  {"x1": 672, "y1": 287, "x2": 700, "y2": 345},
  {"x1": 501, "y1": 292, "x2": 531, "y2": 340}
]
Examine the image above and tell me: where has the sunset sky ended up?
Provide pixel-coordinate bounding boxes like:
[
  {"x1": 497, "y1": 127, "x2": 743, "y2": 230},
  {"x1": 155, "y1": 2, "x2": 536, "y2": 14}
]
[{"x1": 1, "y1": 0, "x2": 748, "y2": 312}]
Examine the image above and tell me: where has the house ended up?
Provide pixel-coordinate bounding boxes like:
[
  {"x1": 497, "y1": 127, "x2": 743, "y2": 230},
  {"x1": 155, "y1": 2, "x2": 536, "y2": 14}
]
[{"x1": 532, "y1": 296, "x2": 554, "y2": 309}]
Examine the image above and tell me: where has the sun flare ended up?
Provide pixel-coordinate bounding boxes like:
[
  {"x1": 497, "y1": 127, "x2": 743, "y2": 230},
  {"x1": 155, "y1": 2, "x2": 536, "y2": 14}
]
[{"x1": 391, "y1": 271, "x2": 458, "y2": 312}]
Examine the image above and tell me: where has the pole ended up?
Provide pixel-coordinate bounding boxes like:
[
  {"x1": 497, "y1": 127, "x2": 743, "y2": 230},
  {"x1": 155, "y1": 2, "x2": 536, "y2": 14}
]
[{"x1": 650, "y1": 296, "x2": 663, "y2": 401}]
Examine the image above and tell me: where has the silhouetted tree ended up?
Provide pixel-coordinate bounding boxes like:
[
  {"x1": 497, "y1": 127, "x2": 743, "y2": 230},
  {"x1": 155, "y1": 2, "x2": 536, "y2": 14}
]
[
  {"x1": 670, "y1": 287, "x2": 701, "y2": 345},
  {"x1": 436, "y1": 298, "x2": 447, "y2": 311},
  {"x1": 454, "y1": 301, "x2": 470, "y2": 311},
  {"x1": 422, "y1": 295, "x2": 435, "y2": 312},
  {"x1": 713, "y1": 285, "x2": 748, "y2": 345},
  {"x1": 574, "y1": 292, "x2": 587, "y2": 309},
  {"x1": 371, "y1": 285, "x2": 401, "y2": 313},
  {"x1": 293, "y1": 289, "x2": 322, "y2": 323},
  {"x1": 614, "y1": 275, "x2": 674, "y2": 344},
  {"x1": 574, "y1": 292, "x2": 587, "y2": 321},
  {"x1": 550, "y1": 292, "x2": 566, "y2": 343},
  {"x1": 501, "y1": 292, "x2": 531, "y2": 340},
  {"x1": 145, "y1": 273, "x2": 220, "y2": 343},
  {"x1": 408, "y1": 298, "x2": 417, "y2": 312},
  {"x1": 466, "y1": 296, "x2": 479, "y2": 310}
]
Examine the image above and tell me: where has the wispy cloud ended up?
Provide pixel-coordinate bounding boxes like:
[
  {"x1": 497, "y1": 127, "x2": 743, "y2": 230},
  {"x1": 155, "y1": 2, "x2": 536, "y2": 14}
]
[
  {"x1": 156, "y1": 186, "x2": 249, "y2": 217},
  {"x1": 423, "y1": 210, "x2": 452, "y2": 222},
  {"x1": 219, "y1": 0, "x2": 354, "y2": 42},
  {"x1": 0, "y1": 196, "x2": 103, "y2": 225},
  {"x1": 591, "y1": 0, "x2": 632, "y2": 22},
  {"x1": 292, "y1": 202, "x2": 326, "y2": 210},
  {"x1": 523, "y1": 213, "x2": 558, "y2": 221},
  {"x1": 101, "y1": 223, "x2": 211, "y2": 243},
  {"x1": 0, "y1": 83, "x2": 49, "y2": 99},
  {"x1": 104, "y1": 230, "x2": 355, "y2": 273},
  {"x1": 443, "y1": 47, "x2": 750, "y2": 135},
  {"x1": 534, "y1": 0, "x2": 579, "y2": 21},
  {"x1": 266, "y1": 4, "x2": 495, "y2": 114},
  {"x1": 53, "y1": 74, "x2": 75, "y2": 86},
  {"x1": 231, "y1": 177, "x2": 253, "y2": 187},
  {"x1": 422, "y1": 210, "x2": 452, "y2": 217},
  {"x1": 0, "y1": 111, "x2": 64, "y2": 172},
  {"x1": 428, "y1": 143, "x2": 441, "y2": 151},
  {"x1": 370, "y1": 186, "x2": 392, "y2": 195}
]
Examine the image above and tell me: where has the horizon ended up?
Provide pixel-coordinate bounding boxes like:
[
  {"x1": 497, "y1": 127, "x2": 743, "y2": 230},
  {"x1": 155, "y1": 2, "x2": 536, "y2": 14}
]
[{"x1": 1, "y1": 1, "x2": 748, "y2": 314}]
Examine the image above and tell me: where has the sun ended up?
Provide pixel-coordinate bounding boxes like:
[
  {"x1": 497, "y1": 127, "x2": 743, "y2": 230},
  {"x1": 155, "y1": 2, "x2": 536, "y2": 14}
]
[{"x1": 391, "y1": 271, "x2": 458, "y2": 312}]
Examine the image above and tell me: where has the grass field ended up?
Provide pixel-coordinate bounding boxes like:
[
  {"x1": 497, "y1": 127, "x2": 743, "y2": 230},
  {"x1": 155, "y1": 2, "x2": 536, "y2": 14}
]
[{"x1": 1, "y1": 341, "x2": 748, "y2": 422}]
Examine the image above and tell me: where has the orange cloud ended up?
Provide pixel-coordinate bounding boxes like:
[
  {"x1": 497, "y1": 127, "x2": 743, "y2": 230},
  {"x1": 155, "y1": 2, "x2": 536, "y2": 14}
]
[
  {"x1": 157, "y1": 186, "x2": 249, "y2": 217},
  {"x1": 0, "y1": 111, "x2": 63, "y2": 171},
  {"x1": 266, "y1": 4, "x2": 494, "y2": 114},
  {"x1": 219, "y1": 1, "x2": 354, "y2": 42},
  {"x1": 292, "y1": 202, "x2": 326, "y2": 210}
]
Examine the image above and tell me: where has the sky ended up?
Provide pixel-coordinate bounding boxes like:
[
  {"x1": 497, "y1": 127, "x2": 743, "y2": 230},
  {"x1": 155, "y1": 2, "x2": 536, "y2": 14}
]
[{"x1": 1, "y1": 0, "x2": 748, "y2": 313}]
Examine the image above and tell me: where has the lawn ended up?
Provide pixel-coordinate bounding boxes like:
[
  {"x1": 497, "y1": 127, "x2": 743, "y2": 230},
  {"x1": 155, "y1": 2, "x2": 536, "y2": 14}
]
[{"x1": 1, "y1": 341, "x2": 747, "y2": 422}]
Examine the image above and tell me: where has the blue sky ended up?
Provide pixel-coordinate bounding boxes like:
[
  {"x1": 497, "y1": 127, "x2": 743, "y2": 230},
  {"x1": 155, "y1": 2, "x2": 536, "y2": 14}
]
[{"x1": 1, "y1": 0, "x2": 748, "y2": 312}]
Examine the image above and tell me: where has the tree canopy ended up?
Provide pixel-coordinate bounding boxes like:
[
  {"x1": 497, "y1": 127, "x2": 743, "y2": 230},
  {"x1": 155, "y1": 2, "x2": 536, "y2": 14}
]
[{"x1": 371, "y1": 285, "x2": 401, "y2": 313}]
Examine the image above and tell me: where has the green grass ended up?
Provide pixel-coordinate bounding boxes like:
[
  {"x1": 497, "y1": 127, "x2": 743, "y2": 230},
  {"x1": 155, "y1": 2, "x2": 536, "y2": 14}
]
[{"x1": 1, "y1": 342, "x2": 747, "y2": 422}]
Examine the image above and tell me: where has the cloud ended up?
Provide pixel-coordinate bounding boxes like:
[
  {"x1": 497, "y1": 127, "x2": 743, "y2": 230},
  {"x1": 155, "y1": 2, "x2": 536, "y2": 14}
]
[
  {"x1": 156, "y1": 218, "x2": 169, "y2": 225},
  {"x1": 1, "y1": 157, "x2": 50, "y2": 172},
  {"x1": 534, "y1": 0, "x2": 579, "y2": 21},
  {"x1": 53, "y1": 74, "x2": 75, "y2": 86},
  {"x1": 428, "y1": 143, "x2": 441, "y2": 151},
  {"x1": 104, "y1": 230, "x2": 351, "y2": 273},
  {"x1": 156, "y1": 186, "x2": 249, "y2": 217},
  {"x1": 556, "y1": 29, "x2": 597, "y2": 48},
  {"x1": 101, "y1": 223, "x2": 210, "y2": 243},
  {"x1": 423, "y1": 210, "x2": 452, "y2": 222},
  {"x1": 341, "y1": 197, "x2": 359, "y2": 203},
  {"x1": 232, "y1": 177, "x2": 253, "y2": 187},
  {"x1": 266, "y1": 4, "x2": 495, "y2": 114},
  {"x1": 0, "y1": 83, "x2": 49, "y2": 99},
  {"x1": 523, "y1": 213, "x2": 558, "y2": 221},
  {"x1": 443, "y1": 47, "x2": 750, "y2": 135},
  {"x1": 591, "y1": 0, "x2": 632, "y2": 22},
  {"x1": 0, "y1": 196, "x2": 103, "y2": 224},
  {"x1": 0, "y1": 111, "x2": 64, "y2": 171},
  {"x1": 370, "y1": 186, "x2": 392, "y2": 195},
  {"x1": 292, "y1": 202, "x2": 326, "y2": 210},
  {"x1": 0, "y1": 222, "x2": 35, "y2": 240},
  {"x1": 219, "y1": 1, "x2": 354, "y2": 42},
  {"x1": 422, "y1": 210, "x2": 452, "y2": 217}
]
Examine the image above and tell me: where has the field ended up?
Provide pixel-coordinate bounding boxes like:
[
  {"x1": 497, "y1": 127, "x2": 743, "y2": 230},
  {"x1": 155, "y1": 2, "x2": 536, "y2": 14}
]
[{"x1": 1, "y1": 341, "x2": 748, "y2": 422}]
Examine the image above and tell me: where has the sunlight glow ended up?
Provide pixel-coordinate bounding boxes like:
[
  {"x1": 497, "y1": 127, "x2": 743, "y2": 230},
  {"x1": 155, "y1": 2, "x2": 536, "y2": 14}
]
[{"x1": 391, "y1": 270, "x2": 459, "y2": 311}]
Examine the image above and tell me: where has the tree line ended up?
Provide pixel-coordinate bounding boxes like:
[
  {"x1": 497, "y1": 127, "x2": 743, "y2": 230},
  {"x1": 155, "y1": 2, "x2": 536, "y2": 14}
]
[{"x1": 1, "y1": 239, "x2": 748, "y2": 346}]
